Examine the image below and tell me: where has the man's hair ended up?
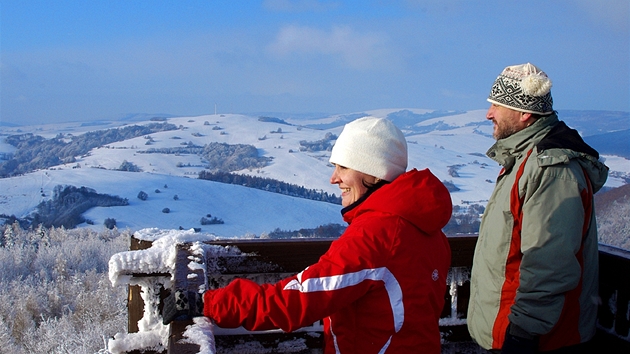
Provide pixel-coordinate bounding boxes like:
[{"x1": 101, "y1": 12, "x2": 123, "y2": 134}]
[{"x1": 529, "y1": 111, "x2": 556, "y2": 121}]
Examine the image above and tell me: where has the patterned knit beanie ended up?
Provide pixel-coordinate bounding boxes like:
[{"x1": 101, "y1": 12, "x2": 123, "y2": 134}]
[
  {"x1": 487, "y1": 63, "x2": 553, "y2": 114},
  {"x1": 330, "y1": 117, "x2": 407, "y2": 182}
]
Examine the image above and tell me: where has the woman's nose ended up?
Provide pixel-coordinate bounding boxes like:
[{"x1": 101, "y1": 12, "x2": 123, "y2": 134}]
[{"x1": 330, "y1": 169, "x2": 340, "y2": 184}]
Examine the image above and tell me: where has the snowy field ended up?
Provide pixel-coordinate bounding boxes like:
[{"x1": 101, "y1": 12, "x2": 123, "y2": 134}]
[{"x1": 1, "y1": 108, "x2": 628, "y2": 237}]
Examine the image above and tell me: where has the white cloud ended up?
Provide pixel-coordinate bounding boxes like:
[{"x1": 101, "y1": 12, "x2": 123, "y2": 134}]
[{"x1": 267, "y1": 24, "x2": 393, "y2": 70}]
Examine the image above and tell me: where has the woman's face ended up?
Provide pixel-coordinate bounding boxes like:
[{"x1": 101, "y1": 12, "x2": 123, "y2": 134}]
[{"x1": 330, "y1": 164, "x2": 374, "y2": 207}]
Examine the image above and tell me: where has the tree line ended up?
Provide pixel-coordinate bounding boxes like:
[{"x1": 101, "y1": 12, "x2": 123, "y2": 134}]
[{"x1": 198, "y1": 170, "x2": 342, "y2": 204}]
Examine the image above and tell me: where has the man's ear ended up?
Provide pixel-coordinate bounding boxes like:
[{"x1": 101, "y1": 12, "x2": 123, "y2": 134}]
[{"x1": 520, "y1": 112, "x2": 534, "y2": 124}]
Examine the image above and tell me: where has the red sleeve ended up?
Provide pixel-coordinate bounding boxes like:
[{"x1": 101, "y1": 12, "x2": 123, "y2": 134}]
[{"x1": 203, "y1": 218, "x2": 392, "y2": 332}]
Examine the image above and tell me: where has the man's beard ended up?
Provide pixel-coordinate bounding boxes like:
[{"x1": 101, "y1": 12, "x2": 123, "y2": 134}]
[{"x1": 493, "y1": 120, "x2": 521, "y2": 140}]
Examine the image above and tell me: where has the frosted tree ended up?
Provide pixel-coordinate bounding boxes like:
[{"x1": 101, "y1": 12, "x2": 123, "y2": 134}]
[
  {"x1": 0, "y1": 225, "x2": 129, "y2": 353},
  {"x1": 598, "y1": 200, "x2": 630, "y2": 250},
  {"x1": 36, "y1": 224, "x2": 50, "y2": 247},
  {"x1": 3, "y1": 223, "x2": 16, "y2": 248}
]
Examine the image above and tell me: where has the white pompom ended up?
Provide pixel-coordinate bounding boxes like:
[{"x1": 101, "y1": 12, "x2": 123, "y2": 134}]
[{"x1": 521, "y1": 74, "x2": 552, "y2": 96}]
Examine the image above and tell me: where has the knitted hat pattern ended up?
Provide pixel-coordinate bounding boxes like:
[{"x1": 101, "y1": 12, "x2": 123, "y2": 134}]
[
  {"x1": 330, "y1": 117, "x2": 407, "y2": 182},
  {"x1": 487, "y1": 63, "x2": 553, "y2": 114}
]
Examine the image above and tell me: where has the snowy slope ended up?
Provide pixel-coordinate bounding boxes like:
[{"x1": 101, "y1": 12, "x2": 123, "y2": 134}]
[
  {"x1": 0, "y1": 168, "x2": 343, "y2": 238},
  {"x1": 1, "y1": 108, "x2": 628, "y2": 237}
]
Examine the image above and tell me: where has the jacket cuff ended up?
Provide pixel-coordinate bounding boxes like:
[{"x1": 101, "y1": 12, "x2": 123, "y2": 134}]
[{"x1": 203, "y1": 290, "x2": 214, "y2": 318}]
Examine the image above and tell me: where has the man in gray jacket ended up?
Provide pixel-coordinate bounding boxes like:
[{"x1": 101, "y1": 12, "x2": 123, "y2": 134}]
[{"x1": 467, "y1": 63, "x2": 609, "y2": 353}]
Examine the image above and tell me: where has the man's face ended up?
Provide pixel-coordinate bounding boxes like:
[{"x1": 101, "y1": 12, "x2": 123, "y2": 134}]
[{"x1": 486, "y1": 104, "x2": 526, "y2": 140}]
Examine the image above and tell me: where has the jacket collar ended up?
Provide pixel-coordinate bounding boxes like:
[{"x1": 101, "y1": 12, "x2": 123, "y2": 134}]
[
  {"x1": 340, "y1": 180, "x2": 388, "y2": 217},
  {"x1": 486, "y1": 113, "x2": 558, "y2": 170}
]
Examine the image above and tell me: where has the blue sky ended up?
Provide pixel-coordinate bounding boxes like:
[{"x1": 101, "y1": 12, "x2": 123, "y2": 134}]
[{"x1": 1, "y1": 0, "x2": 628, "y2": 125}]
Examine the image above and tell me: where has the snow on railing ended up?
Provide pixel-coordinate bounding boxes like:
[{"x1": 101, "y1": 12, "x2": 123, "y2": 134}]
[{"x1": 107, "y1": 228, "x2": 220, "y2": 354}]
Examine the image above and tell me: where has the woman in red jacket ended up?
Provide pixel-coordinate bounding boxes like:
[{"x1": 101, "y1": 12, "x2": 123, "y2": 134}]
[{"x1": 165, "y1": 117, "x2": 453, "y2": 353}]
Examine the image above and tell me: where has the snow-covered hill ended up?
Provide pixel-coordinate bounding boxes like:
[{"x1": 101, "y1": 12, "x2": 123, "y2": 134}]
[{"x1": 1, "y1": 109, "x2": 628, "y2": 237}]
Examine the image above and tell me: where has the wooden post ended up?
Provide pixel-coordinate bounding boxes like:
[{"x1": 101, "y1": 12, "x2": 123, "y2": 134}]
[{"x1": 128, "y1": 236, "x2": 155, "y2": 333}]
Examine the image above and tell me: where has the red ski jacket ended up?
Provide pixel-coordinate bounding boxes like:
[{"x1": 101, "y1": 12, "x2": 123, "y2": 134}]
[{"x1": 203, "y1": 168, "x2": 452, "y2": 353}]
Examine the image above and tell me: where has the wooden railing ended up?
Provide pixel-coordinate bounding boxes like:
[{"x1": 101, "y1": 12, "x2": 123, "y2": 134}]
[
  {"x1": 597, "y1": 243, "x2": 630, "y2": 349},
  {"x1": 121, "y1": 235, "x2": 630, "y2": 353}
]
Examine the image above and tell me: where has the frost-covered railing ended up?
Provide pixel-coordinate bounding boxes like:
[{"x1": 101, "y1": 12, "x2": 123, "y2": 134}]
[
  {"x1": 597, "y1": 244, "x2": 630, "y2": 347},
  {"x1": 106, "y1": 230, "x2": 630, "y2": 354}
]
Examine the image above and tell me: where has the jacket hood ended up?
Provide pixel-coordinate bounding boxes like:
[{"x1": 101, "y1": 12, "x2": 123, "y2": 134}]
[
  {"x1": 536, "y1": 121, "x2": 609, "y2": 193},
  {"x1": 537, "y1": 121, "x2": 598, "y2": 158},
  {"x1": 342, "y1": 168, "x2": 452, "y2": 234}
]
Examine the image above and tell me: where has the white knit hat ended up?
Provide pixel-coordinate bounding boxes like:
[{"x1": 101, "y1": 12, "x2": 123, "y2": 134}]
[
  {"x1": 329, "y1": 117, "x2": 407, "y2": 182},
  {"x1": 487, "y1": 63, "x2": 553, "y2": 114}
]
